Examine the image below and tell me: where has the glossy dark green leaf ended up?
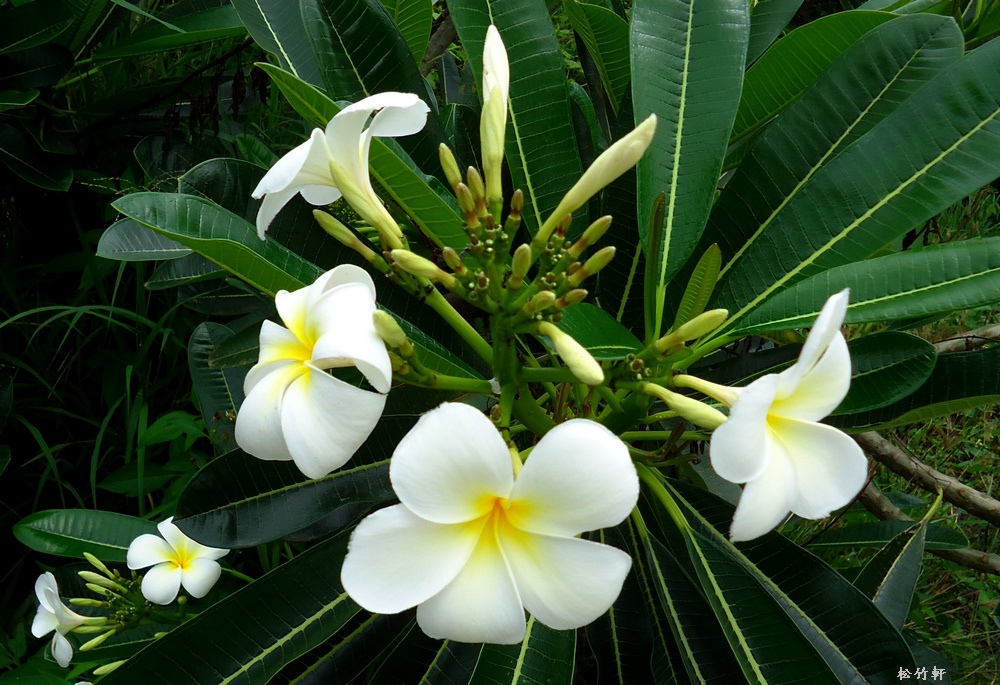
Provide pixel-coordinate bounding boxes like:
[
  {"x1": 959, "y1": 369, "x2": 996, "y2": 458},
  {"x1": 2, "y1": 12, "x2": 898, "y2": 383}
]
[
  {"x1": 563, "y1": 0, "x2": 630, "y2": 114},
  {"x1": 0, "y1": 0, "x2": 72, "y2": 55},
  {"x1": 95, "y1": 5, "x2": 246, "y2": 59},
  {"x1": 0, "y1": 372, "x2": 11, "y2": 433},
  {"x1": 732, "y1": 10, "x2": 894, "y2": 142},
  {"x1": 853, "y1": 523, "x2": 927, "y2": 629},
  {"x1": 809, "y1": 521, "x2": 969, "y2": 550},
  {"x1": 731, "y1": 238, "x2": 1000, "y2": 335},
  {"x1": 631, "y1": 0, "x2": 749, "y2": 337},
  {"x1": 145, "y1": 253, "x2": 225, "y2": 290},
  {"x1": 713, "y1": 24, "x2": 1000, "y2": 327},
  {"x1": 0, "y1": 88, "x2": 38, "y2": 112},
  {"x1": 671, "y1": 243, "x2": 721, "y2": 330},
  {"x1": 449, "y1": 2, "x2": 583, "y2": 234},
  {"x1": 0, "y1": 43, "x2": 72, "y2": 89},
  {"x1": 99, "y1": 532, "x2": 360, "y2": 685},
  {"x1": 97, "y1": 218, "x2": 192, "y2": 261},
  {"x1": 746, "y1": 0, "x2": 804, "y2": 64},
  {"x1": 112, "y1": 192, "x2": 323, "y2": 296},
  {"x1": 835, "y1": 333, "x2": 936, "y2": 415},
  {"x1": 380, "y1": 0, "x2": 432, "y2": 63},
  {"x1": 831, "y1": 347, "x2": 1000, "y2": 431},
  {"x1": 208, "y1": 323, "x2": 264, "y2": 369},
  {"x1": 467, "y1": 619, "x2": 575, "y2": 685},
  {"x1": 188, "y1": 323, "x2": 245, "y2": 455},
  {"x1": 230, "y1": 0, "x2": 322, "y2": 88},
  {"x1": 0, "y1": 122, "x2": 72, "y2": 190},
  {"x1": 13, "y1": 509, "x2": 156, "y2": 563},
  {"x1": 553, "y1": 303, "x2": 642, "y2": 360}
]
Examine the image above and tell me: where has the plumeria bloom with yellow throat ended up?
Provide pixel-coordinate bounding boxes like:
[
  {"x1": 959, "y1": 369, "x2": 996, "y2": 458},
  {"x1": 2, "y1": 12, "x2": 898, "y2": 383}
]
[
  {"x1": 32, "y1": 572, "x2": 97, "y2": 667},
  {"x1": 235, "y1": 264, "x2": 392, "y2": 479},
  {"x1": 341, "y1": 402, "x2": 639, "y2": 644},
  {"x1": 127, "y1": 517, "x2": 229, "y2": 605},
  {"x1": 677, "y1": 290, "x2": 866, "y2": 542},
  {"x1": 251, "y1": 91, "x2": 430, "y2": 242}
]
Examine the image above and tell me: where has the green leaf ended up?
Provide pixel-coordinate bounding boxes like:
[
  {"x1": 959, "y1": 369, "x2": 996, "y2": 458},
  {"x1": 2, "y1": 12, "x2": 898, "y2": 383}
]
[
  {"x1": 174, "y1": 451, "x2": 392, "y2": 548},
  {"x1": 732, "y1": 10, "x2": 895, "y2": 143},
  {"x1": 98, "y1": 532, "x2": 361, "y2": 685},
  {"x1": 107, "y1": 0, "x2": 184, "y2": 32},
  {"x1": 0, "y1": 122, "x2": 72, "y2": 190},
  {"x1": 551, "y1": 303, "x2": 641, "y2": 360},
  {"x1": 467, "y1": 618, "x2": 575, "y2": 685},
  {"x1": 111, "y1": 192, "x2": 323, "y2": 296},
  {"x1": 671, "y1": 243, "x2": 721, "y2": 330},
  {"x1": 230, "y1": 0, "x2": 322, "y2": 88},
  {"x1": 256, "y1": 64, "x2": 468, "y2": 249},
  {"x1": 95, "y1": 5, "x2": 246, "y2": 59},
  {"x1": 731, "y1": 238, "x2": 1000, "y2": 335},
  {"x1": 0, "y1": 88, "x2": 38, "y2": 112},
  {"x1": 0, "y1": 0, "x2": 72, "y2": 55},
  {"x1": 380, "y1": 0, "x2": 432, "y2": 63},
  {"x1": 449, "y1": 2, "x2": 584, "y2": 234},
  {"x1": 810, "y1": 521, "x2": 969, "y2": 551},
  {"x1": 746, "y1": 0, "x2": 804, "y2": 65},
  {"x1": 563, "y1": 0, "x2": 630, "y2": 114},
  {"x1": 208, "y1": 323, "x2": 263, "y2": 369},
  {"x1": 835, "y1": 333, "x2": 936, "y2": 415},
  {"x1": 631, "y1": 0, "x2": 749, "y2": 338},
  {"x1": 713, "y1": 21, "x2": 1000, "y2": 327},
  {"x1": 145, "y1": 253, "x2": 225, "y2": 290},
  {"x1": 13, "y1": 509, "x2": 156, "y2": 562},
  {"x1": 853, "y1": 522, "x2": 927, "y2": 629},
  {"x1": 188, "y1": 323, "x2": 245, "y2": 455},
  {"x1": 300, "y1": 0, "x2": 445, "y2": 171},
  {"x1": 0, "y1": 372, "x2": 12, "y2": 433},
  {"x1": 831, "y1": 347, "x2": 1000, "y2": 431},
  {"x1": 97, "y1": 218, "x2": 192, "y2": 261}
]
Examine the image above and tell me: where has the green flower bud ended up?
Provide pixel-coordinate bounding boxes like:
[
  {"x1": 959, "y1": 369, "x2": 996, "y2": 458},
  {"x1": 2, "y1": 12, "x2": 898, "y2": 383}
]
[{"x1": 538, "y1": 321, "x2": 604, "y2": 385}]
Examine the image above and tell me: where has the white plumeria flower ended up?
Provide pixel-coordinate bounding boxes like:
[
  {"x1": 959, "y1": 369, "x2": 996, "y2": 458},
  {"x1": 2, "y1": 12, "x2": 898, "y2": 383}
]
[
  {"x1": 251, "y1": 91, "x2": 430, "y2": 241},
  {"x1": 341, "y1": 402, "x2": 639, "y2": 644},
  {"x1": 699, "y1": 290, "x2": 866, "y2": 542},
  {"x1": 31, "y1": 572, "x2": 88, "y2": 667},
  {"x1": 235, "y1": 264, "x2": 392, "y2": 479},
  {"x1": 127, "y1": 517, "x2": 229, "y2": 605},
  {"x1": 481, "y1": 25, "x2": 509, "y2": 203}
]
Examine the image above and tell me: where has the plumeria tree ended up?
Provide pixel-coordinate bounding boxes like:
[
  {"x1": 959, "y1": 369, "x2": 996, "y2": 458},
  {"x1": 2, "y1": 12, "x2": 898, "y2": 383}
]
[{"x1": 14, "y1": 0, "x2": 1000, "y2": 682}]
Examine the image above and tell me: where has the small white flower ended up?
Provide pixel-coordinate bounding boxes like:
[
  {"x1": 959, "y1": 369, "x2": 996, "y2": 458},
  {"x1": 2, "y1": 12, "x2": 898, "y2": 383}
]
[
  {"x1": 126, "y1": 517, "x2": 229, "y2": 605},
  {"x1": 704, "y1": 290, "x2": 867, "y2": 542},
  {"x1": 252, "y1": 91, "x2": 430, "y2": 242},
  {"x1": 341, "y1": 403, "x2": 639, "y2": 644},
  {"x1": 235, "y1": 264, "x2": 392, "y2": 479},
  {"x1": 31, "y1": 572, "x2": 87, "y2": 667}
]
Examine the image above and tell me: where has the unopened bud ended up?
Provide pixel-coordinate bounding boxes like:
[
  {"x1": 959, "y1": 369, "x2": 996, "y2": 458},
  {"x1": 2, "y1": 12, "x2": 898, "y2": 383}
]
[
  {"x1": 467, "y1": 167, "x2": 486, "y2": 206},
  {"x1": 524, "y1": 290, "x2": 557, "y2": 315},
  {"x1": 441, "y1": 247, "x2": 468, "y2": 276},
  {"x1": 439, "y1": 144, "x2": 463, "y2": 194},
  {"x1": 537, "y1": 114, "x2": 656, "y2": 243},
  {"x1": 93, "y1": 660, "x2": 127, "y2": 676},
  {"x1": 481, "y1": 25, "x2": 509, "y2": 204},
  {"x1": 456, "y1": 183, "x2": 480, "y2": 229},
  {"x1": 372, "y1": 310, "x2": 412, "y2": 353},
  {"x1": 78, "y1": 571, "x2": 123, "y2": 592},
  {"x1": 80, "y1": 629, "x2": 118, "y2": 651},
  {"x1": 70, "y1": 598, "x2": 109, "y2": 608},
  {"x1": 567, "y1": 216, "x2": 613, "y2": 258},
  {"x1": 391, "y1": 250, "x2": 458, "y2": 289},
  {"x1": 83, "y1": 553, "x2": 113, "y2": 578},
  {"x1": 655, "y1": 309, "x2": 729, "y2": 352},
  {"x1": 643, "y1": 385, "x2": 726, "y2": 430},
  {"x1": 568, "y1": 246, "x2": 615, "y2": 287},
  {"x1": 313, "y1": 211, "x2": 381, "y2": 266},
  {"x1": 556, "y1": 289, "x2": 588, "y2": 309},
  {"x1": 509, "y1": 243, "x2": 532, "y2": 289},
  {"x1": 538, "y1": 321, "x2": 604, "y2": 385},
  {"x1": 672, "y1": 374, "x2": 741, "y2": 408}
]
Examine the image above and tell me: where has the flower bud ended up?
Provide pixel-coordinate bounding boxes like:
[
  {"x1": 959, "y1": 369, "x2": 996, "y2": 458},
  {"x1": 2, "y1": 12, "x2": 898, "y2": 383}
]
[
  {"x1": 655, "y1": 309, "x2": 729, "y2": 352},
  {"x1": 555, "y1": 288, "x2": 588, "y2": 310},
  {"x1": 83, "y1": 553, "x2": 113, "y2": 578},
  {"x1": 536, "y1": 115, "x2": 656, "y2": 244},
  {"x1": 568, "y1": 246, "x2": 615, "y2": 287},
  {"x1": 78, "y1": 571, "x2": 124, "y2": 592},
  {"x1": 481, "y1": 25, "x2": 509, "y2": 204},
  {"x1": 524, "y1": 290, "x2": 557, "y2": 315},
  {"x1": 441, "y1": 247, "x2": 468, "y2": 276},
  {"x1": 467, "y1": 167, "x2": 486, "y2": 206},
  {"x1": 538, "y1": 321, "x2": 604, "y2": 385},
  {"x1": 391, "y1": 250, "x2": 458, "y2": 289},
  {"x1": 79, "y1": 629, "x2": 117, "y2": 651},
  {"x1": 92, "y1": 660, "x2": 127, "y2": 676},
  {"x1": 567, "y1": 216, "x2": 612, "y2": 259},
  {"x1": 672, "y1": 374, "x2": 742, "y2": 408},
  {"x1": 372, "y1": 310, "x2": 411, "y2": 353},
  {"x1": 509, "y1": 243, "x2": 532, "y2": 289},
  {"x1": 439, "y1": 143, "x2": 463, "y2": 194},
  {"x1": 313, "y1": 211, "x2": 383, "y2": 267},
  {"x1": 643, "y1": 385, "x2": 727, "y2": 430}
]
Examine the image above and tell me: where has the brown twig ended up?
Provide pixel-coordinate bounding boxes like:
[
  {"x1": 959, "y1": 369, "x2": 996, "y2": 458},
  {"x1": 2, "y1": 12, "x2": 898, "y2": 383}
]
[
  {"x1": 932, "y1": 324, "x2": 1000, "y2": 353},
  {"x1": 420, "y1": 12, "x2": 457, "y2": 76},
  {"x1": 858, "y1": 482, "x2": 1000, "y2": 575},
  {"x1": 855, "y1": 432, "x2": 1000, "y2": 527}
]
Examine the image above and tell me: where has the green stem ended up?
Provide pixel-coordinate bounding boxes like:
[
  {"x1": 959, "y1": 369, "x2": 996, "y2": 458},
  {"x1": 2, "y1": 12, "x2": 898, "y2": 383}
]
[
  {"x1": 424, "y1": 289, "x2": 493, "y2": 363},
  {"x1": 519, "y1": 367, "x2": 579, "y2": 383},
  {"x1": 404, "y1": 374, "x2": 495, "y2": 394},
  {"x1": 635, "y1": 463, "x2": 690, "y2": 533},
  {"x1": 674, "y1": 333, "x2": 737, "y2": 371},
  {"x1": 621, "y1": 430, "x2": 707, "y2": 442},
  {"x1": 512, "y1": 393, "x2": 556, "y2": 436},
  {"x1": 221, "y1": 567, "x2": 255, "y2": 584}
]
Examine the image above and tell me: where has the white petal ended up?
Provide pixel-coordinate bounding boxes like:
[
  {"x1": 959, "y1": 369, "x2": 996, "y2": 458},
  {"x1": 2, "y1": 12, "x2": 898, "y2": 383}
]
[
  {"x1": 34, "y1": 573, "x2": 58, "y2": 612},
  {"x1": 127, "y1": 533, "x2": 175, "y2": 570},
  {"x1": 51, "y1": 632, "x2": 74, "y2": 668},
  {"x1": 416, "y1": 518, "x2": 525, "y2": 644},
  {"x1": 507, "y1": 420, "x2": 637, "y2": 537},
  {"x1": 774, "y1": 333, "x2": 851, "y2": 421},
  {"x1": 300, "y1": 184, "x2": 342, "y2": 206},
  {"x1": 772, "y1": 418, "x2": 868, "y2": 520},
  {"x1": 341, "y1": 505, "x2": 483, "y2": 614},
  {"x1": 390, "y1": 403, "x2": 514, "y2": 524},
  {"x1": 179, "y1": 558, "x2": 223, "y2": 599},
  {"x1": 140, "y1": 563, "x2": 183, "y2": 605},
  {"x1": 157, "y1": 518, "x2": 228, "y2": 562},
  {"x1": 252, "y1": 129, "x2": 334, "y2": 197},
  {"x1": 32, "y1": 604, "x2": 58, "y2": 638},
  {"x1": 483, "y1": 26, "x2": 510, "y2": 104},
  {"x1": 254, "y1": 321, "x2": 310, "y2": 370},
  {"x1": 729, "y1": 452, "x2": 796, "y2": 543},
  {"x1": 274, "y1": 271, "x2": 336, "y2": 345},
  {"x1": 280, "y1": 363, "x2": 386, "y2": 478},
  {"x1": 786, "y1": 290, "x2": 849, "y2": 386},
  {"x1": 310, "y1": 281, "x2": 391, "y2": 393},
  {"x1": 235, "y1": 363, "x2": 303, "y2": 463},
  {"x1": 340, "y1": 92, "x2": 428, "y2": 137},
  {"x1": 255, "y1": 185, "x2": 300, "y2": 240},
  {"x1": 709, "y1": 375, "x2": 780, "y2": 484},
  {"x1": 324, "y1": 108, "x2": 370, "y2": 183},
  {"x1": 501, "y1": 531, "x2": 631, "y2": 630},
  {"x1": 321, "y1": 263, "x2": 377, "y2": 300}
]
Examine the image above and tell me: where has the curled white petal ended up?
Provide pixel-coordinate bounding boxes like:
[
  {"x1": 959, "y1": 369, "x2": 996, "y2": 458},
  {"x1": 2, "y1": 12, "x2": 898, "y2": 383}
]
[
  {"x1": 51, "y1": 632, "x2": 74, "y2": 668},
  {"x1": 126, "y1": 533, "x2": 176, "y2": 570},
  {"x1": 709, "y1": 375, "x2": 779, "y2": 484},
  {"x1": 141, "y1": 563, "x2": 183, "y2": 606}
]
